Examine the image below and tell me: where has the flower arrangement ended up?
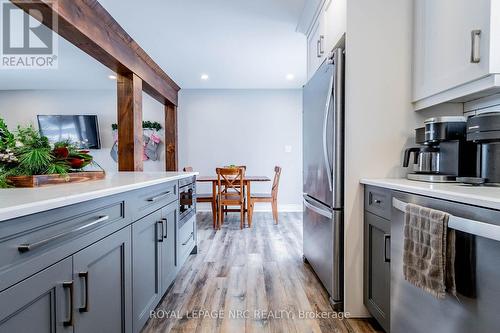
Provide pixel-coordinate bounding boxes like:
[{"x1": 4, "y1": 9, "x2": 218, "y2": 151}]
[{"x1": 0, "y1": 118, "x2": 97, "y2": 188}]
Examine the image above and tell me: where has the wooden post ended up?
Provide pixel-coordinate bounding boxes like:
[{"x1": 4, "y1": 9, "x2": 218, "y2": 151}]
[
  {"x1": 165, "y1": 103, "x2": 178, "y2": 171},
  {"x1": 117, "y1": 73, "x2": 143, "y2": 171}
]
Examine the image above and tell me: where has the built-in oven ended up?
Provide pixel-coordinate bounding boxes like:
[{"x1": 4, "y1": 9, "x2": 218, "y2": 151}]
[{"x1": 179, "y1": 177, "x2": 196, "y2": 226}]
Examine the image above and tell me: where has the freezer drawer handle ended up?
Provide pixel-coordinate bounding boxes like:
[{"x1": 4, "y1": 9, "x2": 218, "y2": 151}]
[
  {"x1": 303, "y1": 196, "x2": 333, "y2": 219},
  {"x1": 392, "y1": 198, "x2": 500, "y2": 242}
]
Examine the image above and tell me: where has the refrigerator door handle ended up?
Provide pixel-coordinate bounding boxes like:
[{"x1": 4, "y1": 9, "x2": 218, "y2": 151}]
[
  {"x1": 322, "y1": 69, "x2": 334, "y2": 192},
  {"x1": 303, "y1": 194, "x2": 333, "y2": 219}
]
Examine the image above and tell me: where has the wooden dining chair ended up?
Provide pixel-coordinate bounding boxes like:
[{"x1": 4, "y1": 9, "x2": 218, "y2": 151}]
[
  {"x1": 216, "y1": 167, "x2": 246, "y2": 229},
  {"x1": 222, "y1": 165, "x2": 246, "y2": 215},
  {"x1": 248, "y1": 166, "x2": 282, "y2": 226},
  {"x1": 183, "y1": 166, "x2": 217, "y2": 228}
]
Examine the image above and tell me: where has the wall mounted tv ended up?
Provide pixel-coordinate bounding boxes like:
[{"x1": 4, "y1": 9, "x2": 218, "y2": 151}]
[{"x1": 37, "y1": 115, "x2": 101, "y2": 149}]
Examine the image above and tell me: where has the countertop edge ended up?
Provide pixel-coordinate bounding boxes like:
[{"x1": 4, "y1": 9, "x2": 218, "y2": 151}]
[
  {"x1": 360, "y1": 178, "x2": 500, "y2": 211},
  {"x1": 0, "y1": 172, "x2": 198, "y2": 222}
]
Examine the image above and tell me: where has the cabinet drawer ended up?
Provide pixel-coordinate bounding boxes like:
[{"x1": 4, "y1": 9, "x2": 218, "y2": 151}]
[
  {"x1": 178, "y1": 216, "x2": 195, "y2": 263},
  {"x1": 0, "y1": 197, "x2": 127, "y2": 292},
  {"x1": 131, "y1": 182, "x2": 178, "y2": 221},
  {"x1": 365, "y1": 186, "x2": 391, "y2": 220}
]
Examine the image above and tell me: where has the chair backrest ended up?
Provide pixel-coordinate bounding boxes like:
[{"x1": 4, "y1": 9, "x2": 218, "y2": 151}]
[
  {"x1": 272, "y1": 166, "x2": 282, "y2": 199},
  {"x1": 216, "y1": 167, "x2": 245, "y2": 199},
  {"x1": 225, "y1": 165, "x2": 246, "y2": 171},
  {"x1": 183, "y1": 166, "x2": 194, "y2": 172}
]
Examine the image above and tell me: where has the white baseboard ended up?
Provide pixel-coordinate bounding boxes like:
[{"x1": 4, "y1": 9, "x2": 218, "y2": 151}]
[{"x1": 196, "y1": 203, "x2": 303, "y2": 212}]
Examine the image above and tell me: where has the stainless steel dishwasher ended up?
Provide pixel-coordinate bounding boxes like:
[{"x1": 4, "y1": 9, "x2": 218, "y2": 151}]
[{"x1": 391, "y1": 191, "x2": 500, "y2": 333}]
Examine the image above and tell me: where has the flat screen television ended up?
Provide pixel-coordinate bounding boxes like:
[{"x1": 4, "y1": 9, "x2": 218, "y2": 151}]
[{"x1": 37, "y1": 115, "x2": 101, "y2": 149}]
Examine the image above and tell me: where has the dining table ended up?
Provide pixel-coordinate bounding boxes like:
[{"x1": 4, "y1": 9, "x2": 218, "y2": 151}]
[{"x1": 196, "y1": 175, "x2": 271, "y2": 213}]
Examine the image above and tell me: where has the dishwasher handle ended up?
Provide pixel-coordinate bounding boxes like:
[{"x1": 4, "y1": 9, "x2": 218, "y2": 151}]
[{"x1": 393, "y1": 197, "x2": 500, "y2": 242}]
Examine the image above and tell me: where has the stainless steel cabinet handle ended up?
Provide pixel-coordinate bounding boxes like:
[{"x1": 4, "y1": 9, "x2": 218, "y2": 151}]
[
  {"x1": 319, "y1": 35, "x2": 325, "y2": 55},
  {"x1": 18, "y1": 215, "x2": 110, "y2": 253},
  {"x1": 182, "y1": 232, "x2": 194, "y2": 246},
  {"x1": 470, "y1": 29, "x2": 481, "y2": 63},
  {"x1": 147, "y1": 191, "x2": 171, "y2": 202},
  {"x1": 162, "y1": 218, "x2": 168, "y2": 239},
  {"x1": 63, "y1": 281, "x2": 74, "y2": 327},
  {"x1": 317, "y1": 40, "x2": 321, "y2": 58},
  {"x1": 157, "y1": 221, "x2": 164, "y2": 243},
  {"x1": 78, "y1": 272, "x2": 89, "y2": 312},
  {"x1": 384, "y1": 234, "x2": 391, "y2": 263}
]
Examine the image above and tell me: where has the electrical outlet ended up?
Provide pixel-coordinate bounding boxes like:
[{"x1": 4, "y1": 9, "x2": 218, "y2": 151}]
[{"x1": 284, "y1": 145, "x2": 292, "y2": 153}]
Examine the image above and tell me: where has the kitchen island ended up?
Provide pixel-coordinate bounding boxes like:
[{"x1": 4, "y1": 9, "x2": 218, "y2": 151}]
[
  {"x1": 0, "y1": 172, "x2": 198, "y2": 333},
  {"x1": 361, "y1": 178, "x2": 500, "y2": 333}
]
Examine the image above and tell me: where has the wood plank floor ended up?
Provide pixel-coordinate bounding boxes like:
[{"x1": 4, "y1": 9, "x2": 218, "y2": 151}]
[{"x1": 142, "y1": 212, "x2": 382, "y2": 333}]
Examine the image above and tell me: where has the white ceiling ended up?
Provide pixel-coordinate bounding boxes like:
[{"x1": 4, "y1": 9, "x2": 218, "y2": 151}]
[
  {"x1": 98, "y1": 0, "x2": 307, "y2": 89},
  {"x1": 0, "y1": 0, "x2": 307, "y2": 91}
]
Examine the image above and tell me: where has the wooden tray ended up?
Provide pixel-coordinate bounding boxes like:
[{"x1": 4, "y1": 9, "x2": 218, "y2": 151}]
[{"x1": 7, "y1": 171, "x2": 106, "y2": 188}]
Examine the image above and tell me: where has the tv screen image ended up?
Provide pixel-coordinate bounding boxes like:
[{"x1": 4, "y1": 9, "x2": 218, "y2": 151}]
[{"x1": 37, "y1": 115, "x2": 101, "y2": 149}]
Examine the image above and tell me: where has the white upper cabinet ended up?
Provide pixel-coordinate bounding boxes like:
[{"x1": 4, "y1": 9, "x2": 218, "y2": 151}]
[
  {"x1": 299, "y1": 0, "x2": 346, "y2": 80},
  {"x1": 307, "y1": 13, "x2": 326, "y2": 79},
  {"x1": 413, "y1": 0, "x2": 500, "y2": 110},
  {"x1": 324, "y1": 0, "x2": 346, "y2": 55}
]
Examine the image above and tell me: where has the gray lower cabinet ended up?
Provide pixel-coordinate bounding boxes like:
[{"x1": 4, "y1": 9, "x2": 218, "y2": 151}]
[
  {"x1": 160, "y1": 203, "x2": 177, "y2": 295},
  {"x1": 0, "y1": 179, "x2": 193, "y2": 333},
  {"x1": 132, "y1": 210, "x2": 162, "y2": 333},
  {"x1": 364, "y1": 211, "x2": 390, "y2": 332},
  {"x1": 132, "y1": 201, "x2": 179, "y2": 333},
  {"x1": 73, "y1": 226, "x2": 132, "y2": 333},
  {"x1": 0, "y1": 257, "x2": 73, "y2": 333}
]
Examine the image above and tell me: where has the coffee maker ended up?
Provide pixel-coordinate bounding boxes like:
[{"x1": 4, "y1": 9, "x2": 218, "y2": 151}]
[
  {"x1": 458, "y1": 112, "x2": 500, "y2": 186},
  {"x1": 403, "y1": 116, "x2": 476, "y2": 182}
]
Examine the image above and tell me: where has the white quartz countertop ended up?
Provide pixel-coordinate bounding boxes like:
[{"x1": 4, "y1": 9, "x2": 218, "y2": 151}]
[
  {"x1": 0, "y1": 172, "x2": 198, "y2": 222},
  {"x1": 360, "y1": 178, "x2": 500, "y2": 211}
]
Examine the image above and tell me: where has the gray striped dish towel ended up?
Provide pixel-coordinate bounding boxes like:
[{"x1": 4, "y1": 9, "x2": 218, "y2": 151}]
[{"x1": 403, "y1": 203, "x2": 456, "y2": 298}]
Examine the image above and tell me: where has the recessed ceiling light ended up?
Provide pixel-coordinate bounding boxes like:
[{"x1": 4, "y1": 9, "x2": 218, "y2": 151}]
[
  {"x1": 108, "y1": 75, "x2": 117, "y2": 80},
  {"x1": 201, "y1": 74, "x2": 209, "y2": 80},
  {"x1": 286, "y1": 74, "x2": 295, "y2": 80}
]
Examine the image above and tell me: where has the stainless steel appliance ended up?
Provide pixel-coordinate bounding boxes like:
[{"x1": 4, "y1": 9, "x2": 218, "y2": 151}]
[
  {"x1": 302, "y1": 45, "x2": 344, "y2": 310},
  {"x1": 403, "y1": 117, "x2": 476, "y2": 182},
  {"x1": 391, "y1": 192, "x2": 500, "y2": 333},
  {"x1": 459, "y1": 112, "x2": 500, "y2": 186},
  {"x1": 179, "y1": 177, "x2": 196, "y2": 224}
]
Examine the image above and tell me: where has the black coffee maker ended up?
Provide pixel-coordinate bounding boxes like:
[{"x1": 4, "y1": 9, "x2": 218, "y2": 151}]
[
  {"x1": 459, "y1": 112, "x2": 500, "y2": 186},
  {"x1": 403, "y1": 117, "x2": 476, "y2": 182}
]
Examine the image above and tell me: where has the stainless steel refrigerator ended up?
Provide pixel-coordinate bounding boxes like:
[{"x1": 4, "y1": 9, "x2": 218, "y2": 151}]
[{"x1": 303, "y1": 46, "x2": 344, "y2": 310}]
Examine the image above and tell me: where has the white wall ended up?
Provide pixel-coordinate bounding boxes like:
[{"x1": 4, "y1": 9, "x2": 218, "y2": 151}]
[
  {"x1": 178, "y1": 89, "x2": 303, "y2": 211},
  {"x1": 343, "y1": 0, "x2": 465, "y2": 316},
  {"x1": 0, "y1": 90, "x2": 166, "y2": 172}
]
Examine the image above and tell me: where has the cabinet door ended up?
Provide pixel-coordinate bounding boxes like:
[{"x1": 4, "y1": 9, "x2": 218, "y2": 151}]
[
  {"x1": 364, "y1": 211, "x2": 390, "y2": 332},
  {"x1": 160, "y1": 203, "x2": 177, "y2": 295},
  {"x1": 132, "y1": 210, "x2": 162, "y2": 333},
  {"x1": 73, "y1": 226, "x2": 132, "y2": 333},
  {"x1": 0, "y1": 257, "x2": 73, "y2": 333},
  {"x1": 324, "y1": 0, "x2": 346, "y2": 53},
  {"x1": 413, "y1": 0, "x2": 491, "y2": 102},
  {"x1": 307, "y1": 14, "x2": 326, "y2": 80}
]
